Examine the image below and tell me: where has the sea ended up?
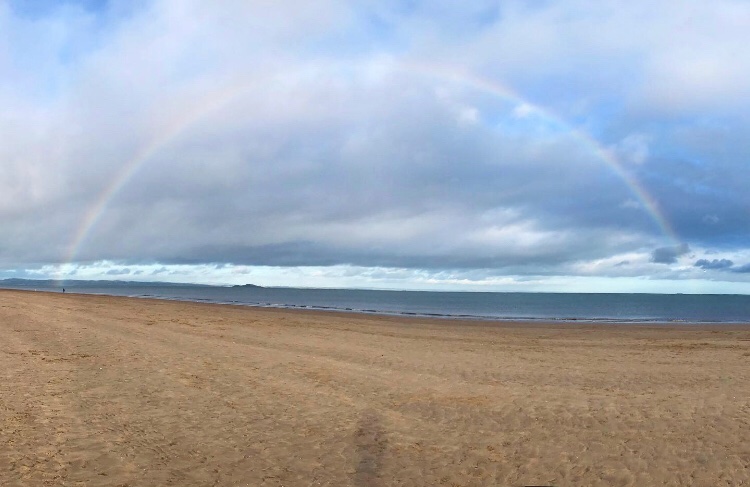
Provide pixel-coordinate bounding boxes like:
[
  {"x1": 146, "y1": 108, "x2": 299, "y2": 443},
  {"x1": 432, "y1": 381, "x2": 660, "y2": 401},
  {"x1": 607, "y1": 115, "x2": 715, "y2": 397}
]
[{"x1": 3, "y1": 280, "x2": 750, "y2": 323}]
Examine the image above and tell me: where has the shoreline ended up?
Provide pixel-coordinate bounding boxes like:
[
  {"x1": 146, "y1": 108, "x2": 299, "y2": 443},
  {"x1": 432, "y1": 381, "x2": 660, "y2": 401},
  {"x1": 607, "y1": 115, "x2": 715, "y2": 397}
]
[{"x1": 2, "y1": 287, "x2": 748, "y2": 327}]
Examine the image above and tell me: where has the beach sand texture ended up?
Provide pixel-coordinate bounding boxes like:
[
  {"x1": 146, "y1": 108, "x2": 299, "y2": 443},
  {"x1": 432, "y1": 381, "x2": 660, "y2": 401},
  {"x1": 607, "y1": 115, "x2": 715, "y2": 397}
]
[{"x1": 1, "y1": 290, "x2": 749, "y2": 486}]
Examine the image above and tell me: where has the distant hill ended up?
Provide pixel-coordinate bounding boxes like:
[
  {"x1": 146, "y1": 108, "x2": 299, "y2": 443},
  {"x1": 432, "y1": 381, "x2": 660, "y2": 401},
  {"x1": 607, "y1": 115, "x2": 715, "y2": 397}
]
[
  {"x1": 0, "y1": 278, "x2": 218, "y2": 288},
  {"x1": 232, "y1": 283, "x2": 264, "y2": 288}
]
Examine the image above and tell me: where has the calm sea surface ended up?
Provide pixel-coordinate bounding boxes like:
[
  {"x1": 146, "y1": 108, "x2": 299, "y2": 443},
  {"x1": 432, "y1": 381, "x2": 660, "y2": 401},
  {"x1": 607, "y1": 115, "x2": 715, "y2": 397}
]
[{"x1": 5, "y1": 283, "x2": 750, "y2": 323}]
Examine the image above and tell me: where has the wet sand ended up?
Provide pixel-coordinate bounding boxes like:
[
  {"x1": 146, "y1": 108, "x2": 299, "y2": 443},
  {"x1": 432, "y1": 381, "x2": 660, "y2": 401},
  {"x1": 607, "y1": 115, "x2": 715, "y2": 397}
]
[{"x1": 1, "y1": 289, "x2": 749, "y2": 486}]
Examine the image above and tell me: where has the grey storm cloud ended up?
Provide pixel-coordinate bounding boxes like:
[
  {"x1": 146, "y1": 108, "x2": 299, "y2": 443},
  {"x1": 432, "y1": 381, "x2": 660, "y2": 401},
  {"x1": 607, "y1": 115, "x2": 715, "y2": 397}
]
[
  {"x1": 651, "y1": 244, "x2": 690, "y2": 264},
  {"x1": 0, "y1": 0, "x2": 749, "y2": 288},
  {"x1": 695, "y1": 259, "x2": 734, "y2": 270}
]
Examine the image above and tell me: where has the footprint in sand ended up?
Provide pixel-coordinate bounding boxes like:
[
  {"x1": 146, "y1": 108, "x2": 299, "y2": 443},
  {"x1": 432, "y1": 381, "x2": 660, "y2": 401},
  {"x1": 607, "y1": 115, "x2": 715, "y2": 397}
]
[{"x1": 353, "y1": 409, "x2": 388, "y2": 487}]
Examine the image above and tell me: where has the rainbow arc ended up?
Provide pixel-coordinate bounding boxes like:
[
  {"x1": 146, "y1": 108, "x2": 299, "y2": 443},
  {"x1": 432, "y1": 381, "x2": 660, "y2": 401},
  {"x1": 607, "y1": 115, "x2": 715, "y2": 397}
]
[{"x1": 65, "y1": 62, "x2": 679, "y2": 266}]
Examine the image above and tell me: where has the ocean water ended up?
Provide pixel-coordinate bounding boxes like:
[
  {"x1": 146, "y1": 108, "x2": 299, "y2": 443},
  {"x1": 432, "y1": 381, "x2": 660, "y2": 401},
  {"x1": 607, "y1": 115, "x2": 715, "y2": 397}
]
[{"x1": 5, "y1": 282, "x2": 750, "y2": 323}]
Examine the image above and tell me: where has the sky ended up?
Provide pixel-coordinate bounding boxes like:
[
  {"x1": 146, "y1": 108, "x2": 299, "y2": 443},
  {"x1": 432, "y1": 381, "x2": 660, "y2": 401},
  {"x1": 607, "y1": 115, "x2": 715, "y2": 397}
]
[{"x1": 1, "y1": 0, "x2": 749, "y2": 293}]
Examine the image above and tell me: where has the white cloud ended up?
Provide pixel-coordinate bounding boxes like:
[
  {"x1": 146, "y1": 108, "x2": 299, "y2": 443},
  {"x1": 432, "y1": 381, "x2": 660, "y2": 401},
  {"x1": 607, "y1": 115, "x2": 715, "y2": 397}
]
[
  {"x1": 613, "y1": 134, "x2": 651, "y2": 165},
  {"x1": 512, "y1": 103, "x2": 535, "y2": 119}
]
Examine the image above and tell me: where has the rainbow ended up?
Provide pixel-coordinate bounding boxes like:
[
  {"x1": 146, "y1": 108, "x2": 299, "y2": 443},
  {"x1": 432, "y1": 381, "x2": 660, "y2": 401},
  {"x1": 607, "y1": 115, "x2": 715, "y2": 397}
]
[
  {"x1": 64, "y1": 62, "x2": 679, "y2": 266},
  {"x1": 63, "y1": 77, "x2": 262, "y2": 265},
  {"x1": 405, "y1": 61, "x2": 678, "y2": 242}
]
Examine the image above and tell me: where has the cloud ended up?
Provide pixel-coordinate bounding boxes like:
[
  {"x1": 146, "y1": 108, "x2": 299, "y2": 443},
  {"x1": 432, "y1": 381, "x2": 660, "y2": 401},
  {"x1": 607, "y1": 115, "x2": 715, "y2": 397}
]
[
  {"x1": 0, "y1": 1, "x2": 749, "y2": 291},
  {"x1": 105, "y1": 268, "x2": 131, "y2": 275},
  {"x1": 734, "y1": 264, "x2": 750, "y2": 274},
  {"x1": 694, "y1": 258, "x2": 734, "y2": 270},
  {"x1": 651, "y1": 244, "x2": 690, "y2": 264},
  {"x1": 613, "y1": 134, "x2": 651, "y2": 165},
  {"x1": 702, "y1": 214, "x2": 720, "y2": 225}
]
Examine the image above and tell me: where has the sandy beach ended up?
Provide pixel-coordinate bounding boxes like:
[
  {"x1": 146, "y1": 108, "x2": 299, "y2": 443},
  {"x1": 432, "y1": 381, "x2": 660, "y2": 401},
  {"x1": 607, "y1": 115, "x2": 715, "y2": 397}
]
[{"x1": 1, "y1": 290, "x2": 749, "y2": 486}]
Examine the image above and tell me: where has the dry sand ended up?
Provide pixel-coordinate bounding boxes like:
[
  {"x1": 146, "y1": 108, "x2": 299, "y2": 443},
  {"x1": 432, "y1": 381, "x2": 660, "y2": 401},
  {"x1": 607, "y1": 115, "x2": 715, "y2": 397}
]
[{"x1": 1, "y1": 290, "x2": 749, "y2": 486}]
